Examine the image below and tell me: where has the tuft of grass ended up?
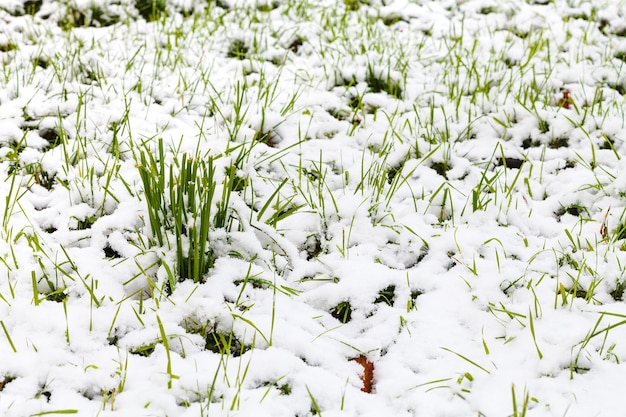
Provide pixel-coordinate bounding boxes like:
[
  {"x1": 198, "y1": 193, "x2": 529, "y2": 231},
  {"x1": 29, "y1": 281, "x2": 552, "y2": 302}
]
[
  {"x1": 58, "y1": 3, "x2": 121, "y2": 29},
  {"x1": 374, "y1": 285, "x2": 395, "y2": 306},
  {"x1": 136, "y1": 0, "x2": 167, "y2": 21},
  {"x1": 478, "y1": 6, "x2": 498, "y2": 15},
  {"x1": 511, "y1": 384, "x2": 534, "y2": 417},
  {"x1": 256, "y1": 1, "x2": 279, "y2": 12},
  {"x1": 306, "y1": 385, "x2": 323, "y2": 416},
  {"x1": 227, "y1": 39, "x2": 249, "y2": 60},
  {"x1": 430, "y1": 161, "x2": 450, "y2": 178},
  {"x1": 572, "y1": 311, "x2": 626, "y2": 377},
  {"x1": 330, "y1": 301, "x2": 352, "y2": 323},
  {"x1": 130, "y1": 343, "x2": 156, "y2": 357},
  {"x1": 0, "y1": 42, "x2": 17, "y2": 53},
  {"x1": 205, "y1": 329, "x2": 252, "y2": 357},
  {"x1": 610, "y1": 281, "x2": 626, "y2": 301},
  {"x1": 23, "y1": 0, "x2": 42, "y2": 15},
  {"x1": 278, "y1": 383, "x2": 291, "y2": 395},
  {"x1": 407, "y1": 289, "x2": 422, "y2": 312},
  {"x1": 548, "y1": 137, "x2": 568, "y2": 149},
  {"x1": 136, "y1": 139, "x2": 235, "y2": 289},
  {"x1": 344, "y1": 0, "x2": 361, "y2": 11},
  {"x1": 612, "y1": 222, "x2": 626, "y2": 242},
  {"x1": 555, "y1": 204, "x2": 587, "y2": 218},
  {"x1": 288, "y1": 36, "x2": 305, "y2": 53},
  {"x1": 366, "y1": 64, "x2": 403, "y2": 99},
  {"x1": 157, "y1": 315, "x2": 178, "y2": 389}
]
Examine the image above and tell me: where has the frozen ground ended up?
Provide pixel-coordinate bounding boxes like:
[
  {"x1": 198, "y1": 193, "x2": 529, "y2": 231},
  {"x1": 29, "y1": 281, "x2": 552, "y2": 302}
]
[{"x1": 1, "y1": 0, "x2": 626, "y2": 415}]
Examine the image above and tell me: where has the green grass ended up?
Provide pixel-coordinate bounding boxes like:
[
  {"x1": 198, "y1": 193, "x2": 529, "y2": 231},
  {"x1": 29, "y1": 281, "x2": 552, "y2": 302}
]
[
  {"x1": 136, "y1": 0, "x2": 167, "y2": 21},
  {"x1": 2, "y1": 0, "x2": 626, "y2": 414},
  {"x1": 135, "y1": 139, "x2": 233, "y2": 288}
]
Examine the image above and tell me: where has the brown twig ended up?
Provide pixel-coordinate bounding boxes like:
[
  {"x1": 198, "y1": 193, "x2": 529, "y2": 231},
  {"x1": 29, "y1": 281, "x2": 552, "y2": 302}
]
[{"x1": 351, "y1": 355, "x2": 374, "y2": 393}]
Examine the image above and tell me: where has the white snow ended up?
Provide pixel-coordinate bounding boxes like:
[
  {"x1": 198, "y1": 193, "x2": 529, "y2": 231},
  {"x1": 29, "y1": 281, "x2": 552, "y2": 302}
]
[{"x1": 1, "y1": 0, "x2": 626, "y2": 416}]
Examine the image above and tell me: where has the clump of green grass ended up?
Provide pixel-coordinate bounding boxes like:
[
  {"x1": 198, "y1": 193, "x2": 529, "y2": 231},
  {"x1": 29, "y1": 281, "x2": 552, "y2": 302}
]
[
  {"x1": 600, "y1": 134, "x2": 616, "y2": 150},
  {"x1": 430, "y1": 161, "x2": 450, "y2": 178},
  {"x1": 288, "y1": 36, "x2": 305, "y2": 53},
  {"x1": 136, "y1": 139, "x2": 237, "y2": 290},
  {"x1": 136, "y1": 0, "x2": 167, "y2": 21},
  {"x1": 521, "y1": 138, "x2": 541, "y2": 149},
  {"x1": 555, "y1": 204, "x2": 588, "y2": 218},
  {"x1": 407, "y1": 289, "x2": 422, "y2": 311},
  {"x1": 613, "y1": 222, "x2": 626, "y2": 242},
  {"x1": 205, "y1": 329, "x2": 252, "y2": 356},
  {"x1": 549, "y1": 137, "x2": 568, "y2": 149},
  {"x1": 366, "y1": 64, "x2": 403, "y2": 99},
  {"x1": 381, "y1": 14, "x2": 404, "y2": 26},
  {"x1": 130, "y1": 342, "x2": 157, "y2": 357},
  {"x1": 344, "y1": 0, "x2": 362, "y2": 11},
  {"x1": 375, "y1": 285, "x2": 395, "y2": 306},
  {"x1": 55, "y1": 2, "x2": 122, "y2": 30},
  {"x1": 0, "y1": 0, "x2": 41, "y2": 16},
  {"x1": 614, "y1": 51, "x2": 626, "y2": 62},
  {"x1": 24, "y1": 0, "x2": 42, "y2": 15},
  {"x1": 39, "y1": 127, "x2": 63, "y2": 148},
  {"x1": 256, "y1": 1, "x2": 279, "y2": 12},
  {"x1": 183, "y1": 316, "x2": 252, "y2": 356},
  {"x1": 478, "y1": 6, "x2": 498, "y2": 15},
  {"x1": 278, "y1": 383, "x2": 291, "y2": 395},
  {"x1": 330, "y1": 301, "x2": 352, "y2": 323},
  {"x1": 610, "y1": 281, "x2": 626, "y2": 301},
  {"x1": 228, "y1": 39, "x2": 249, "y2": 60},
  {"x1": 25, "y1": 162, "x2": 56, "y2": 190},
  {"x1": 0, "y1": 42, "x2": 17, "y2": 52}
]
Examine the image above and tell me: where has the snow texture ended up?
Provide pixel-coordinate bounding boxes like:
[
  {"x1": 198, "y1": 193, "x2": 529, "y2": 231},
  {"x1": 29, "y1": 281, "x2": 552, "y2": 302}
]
[{"x1": 0, "y1": 0, "x2": 626, "y2": 416}]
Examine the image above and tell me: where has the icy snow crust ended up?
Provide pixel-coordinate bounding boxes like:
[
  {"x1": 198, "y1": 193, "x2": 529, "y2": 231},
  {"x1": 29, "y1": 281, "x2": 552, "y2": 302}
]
[{"x1": 1, "y1": 0, "x2": 626, "y2": 415}]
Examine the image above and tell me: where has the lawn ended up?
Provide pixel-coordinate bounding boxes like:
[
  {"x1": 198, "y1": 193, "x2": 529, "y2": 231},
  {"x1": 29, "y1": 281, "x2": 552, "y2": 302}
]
[{"x1": 1, "y1": 0, "x2": 626, "y2": 416}]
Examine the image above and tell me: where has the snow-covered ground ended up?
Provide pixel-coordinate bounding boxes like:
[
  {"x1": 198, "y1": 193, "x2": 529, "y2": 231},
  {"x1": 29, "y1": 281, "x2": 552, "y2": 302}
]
[{"x1": 1, "y1": 0, "x2": 626, "y2": 415}]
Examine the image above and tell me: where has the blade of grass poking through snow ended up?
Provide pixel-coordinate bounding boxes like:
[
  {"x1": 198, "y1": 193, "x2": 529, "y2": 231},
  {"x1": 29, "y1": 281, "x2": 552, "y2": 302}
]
[
  {"x1": 528, "y1": 308, "x2": 543, "y2": 360},
  {"x1": 31, "y1": 271, "x2": 40, "y2": 306},
  {"x1": 574, "y1": 312, "x2": 626, "y2": 371},
  {"x1": 0, "y1": 320, "x2": 16, "y2": 352},
  {"x1": 481, "y1": 328, "x2": 490, "y2": 355},
  {"x1": 63, "y1": 298, "x2": 70, "y2": 345},
  {"x1": 215, "y1": 156, "x2": 237, "y2": 230},
  {"x1": 232, "y1": 313, "x2": 270, "y2": 346},
  {"x1": 440, "y1": 347, "x2": 491, "y2": 374},
  {"x1": 256, "y1": 178, "x2": 290, "y2": 224},
  {"x1": 410, "y1": 377, "x2": 454, "y2": 392},
  {"x1": 511, "y1": 384, "x2": 530, "y2": 417},
  {"x1": 306, "y1": 385, "x2": 323, "y2": 417},
  {"x1": 161, "y1": 261, "x2": 177, "y2": 297},
  {"x1": 3, "y1": 173, "x2": 26, "y2": 232},
  {"x1": 28, "y1": 410, "x2": 78, "y2": 415},
  {"x1": 229, "y1": 336, "x2": 254, "y2": 411},
  {"x1": 107, "y1": 304, "x2": 121, "y2": 342},
  {"x1": 201, "y1": 354, "x2": 222, "y2": 417},
  {"x1": 136, "y1": 139, "x2": 168, "y2": 248},
  {"x1": 59, "y1": 245, "x2": 101, "y2": 308},
  {"x1": 157, "y1": 315, "x2": 178, "y2": 389}
]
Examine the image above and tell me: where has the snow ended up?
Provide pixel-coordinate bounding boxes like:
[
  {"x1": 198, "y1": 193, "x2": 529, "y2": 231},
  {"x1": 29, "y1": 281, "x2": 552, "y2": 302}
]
[{"x1": 1, "y1": 0, "x2": 626, "y2": 415}]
